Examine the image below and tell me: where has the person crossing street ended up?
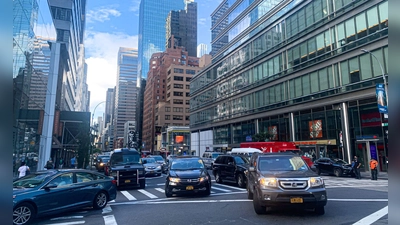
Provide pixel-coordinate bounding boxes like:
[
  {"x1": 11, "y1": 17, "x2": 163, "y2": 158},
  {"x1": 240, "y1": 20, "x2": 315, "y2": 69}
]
[{"x1": 370, "y1": 158, "x2": 378, "y2": 180}]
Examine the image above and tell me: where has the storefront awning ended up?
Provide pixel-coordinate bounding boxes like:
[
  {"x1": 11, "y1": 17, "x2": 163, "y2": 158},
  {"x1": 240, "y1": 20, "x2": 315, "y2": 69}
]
[{"x1": 294, "y1": 139, "x2": 337, "y2": 146}]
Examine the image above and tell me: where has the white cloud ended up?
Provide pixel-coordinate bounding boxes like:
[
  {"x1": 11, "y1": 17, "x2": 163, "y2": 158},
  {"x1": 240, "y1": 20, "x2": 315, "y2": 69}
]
[
  {"x1": 86, "y1": 7, "x2": 121, "y2": 23},
  {"x1": 198, "y1": 18, "x2": 207, "y2": 26},
  {"x1": 129, "y1": 0, "x2": 141, "y2": 12},
  {"x1": 84, "y1": 31, "x2": 138, "y2": 120},
  {"x1": 34, "y1": 23, "x2": 56, "y2": 39}
]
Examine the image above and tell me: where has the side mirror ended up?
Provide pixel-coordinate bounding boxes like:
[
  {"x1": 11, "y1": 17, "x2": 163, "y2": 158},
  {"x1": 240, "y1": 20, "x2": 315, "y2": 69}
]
[
  {"x1": 44, "y1": 184, "x2": 58, "y2": 190},
  {"x1": 248, "y1": 167, "x2": 255, "y2": 172}
]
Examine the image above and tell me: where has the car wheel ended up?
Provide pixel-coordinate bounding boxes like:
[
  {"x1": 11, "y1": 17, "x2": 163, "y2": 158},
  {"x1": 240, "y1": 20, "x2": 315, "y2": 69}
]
[
  {"x1": 13, "y1": 202, "x2": 35, "y2": 225},
  {"x1": 165, "y1": 185, "x2": 173, "y2": 198},
  {"x1": 247, "y1": 182, "x2": 253, "y2": 200},
  {"x1": 334, "y1": 168, "x2": 342, "y2": 177},
  {"x1": 93, "y1": 191, "x2": 108, "y2": 209},
  {"x1": 204, "y1": 183, "x2": 211, "y2": 196},
  {"x1": 253, "y1": 189, "x2": 266, "y2": 215},
  {"x1": 215, "y1": 171, "x2": 222, "y2": 183},
  {"x1": 315, "y1": 206, "x2": 325, "y2": 215},
  {"x1": 139, "y1": 179, "x2": 146, "y2": 189},
  {"x1": 236, "y1": 173, "x2": 246, "y2": 188},
  {"x1": 316, "y1": 168, "x2": 321, "y2": 175}
]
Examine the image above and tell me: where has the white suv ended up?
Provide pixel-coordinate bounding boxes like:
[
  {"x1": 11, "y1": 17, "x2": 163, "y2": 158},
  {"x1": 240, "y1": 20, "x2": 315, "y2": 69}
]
[{"x1": 201, "y1": 152, "x2": 223, "y2": 169}]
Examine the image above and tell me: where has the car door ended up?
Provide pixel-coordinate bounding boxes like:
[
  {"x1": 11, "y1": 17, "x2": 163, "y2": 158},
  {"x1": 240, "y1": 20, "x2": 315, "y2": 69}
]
[
  {"x1": 35, "y1": 172, "x2": 75, "y2": 214},
  {"x1": 319, "y1": 159, "x2": 330, "y2": 173},
  {"x1": 225, "y1": 156, "x2": 236, "y2": 181},
  {"x1": 326, "y1": 159, "x2": 335, "y2": 174}
]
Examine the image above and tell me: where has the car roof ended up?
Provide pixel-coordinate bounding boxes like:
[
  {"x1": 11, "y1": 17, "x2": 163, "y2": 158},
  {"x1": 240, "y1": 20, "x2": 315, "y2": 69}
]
[
  {"x1": 257, "y1": 152, "x2": 298, "y2": 157},
  {"x1": 174, "y1": 156, "x2": 201, "y2": 159},
  {"x1": 111, "y1": 148, "x2": 139, "y2": 154}
]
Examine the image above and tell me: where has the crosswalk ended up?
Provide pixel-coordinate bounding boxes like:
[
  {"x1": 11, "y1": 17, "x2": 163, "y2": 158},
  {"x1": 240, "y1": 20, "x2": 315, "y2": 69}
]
[
  {"x1": 111, "y1": 182, "x2": 245, "y2": 203},
  {"x1": 322, "y1": 176, "x2": 388, "y2": 189}
]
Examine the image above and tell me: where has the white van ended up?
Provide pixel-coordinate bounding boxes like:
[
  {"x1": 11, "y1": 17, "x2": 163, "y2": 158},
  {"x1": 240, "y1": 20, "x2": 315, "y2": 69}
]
[{"x1": 230, "y1": 148, "x2": 262, "y2": 158}]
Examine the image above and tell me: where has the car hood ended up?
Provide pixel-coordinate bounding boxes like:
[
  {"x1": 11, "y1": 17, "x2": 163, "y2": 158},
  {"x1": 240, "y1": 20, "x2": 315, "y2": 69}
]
[
  {"x1": 237, "y1": 164, "x2": 249, "y2": 170},
  {"x1": 143, "y1": 163, "x2": 159, "y2": 168},
  {"x1": 169, "y1": 169, "x2": 206, "y2": 178},
  {"x1": 111, "y1": 164, "x2": 144, "y2": 170},
  {"x1": 261, "y1": 170, "x2": 318, "y2": 178},
  {"x1": 13, "y1": 187, "x2": 37, "y2": 195}
]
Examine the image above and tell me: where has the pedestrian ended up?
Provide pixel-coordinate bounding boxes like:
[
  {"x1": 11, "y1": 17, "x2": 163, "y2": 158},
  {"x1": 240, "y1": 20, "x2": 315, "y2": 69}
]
[
  {"x1": 59, "y1": 158, "x2": 64, "y2": 169},
  {"x1": 369, "y1": 158, "x2": 378, "y2": 180},
  {"x1": 45, "y1": 159, "x2": 54, "y2": 169},
  {"x1": 18, "y1": 161, "x2": 30, "y2": 178},
  {"x1": 70, "y1": 156, "x2": 76, "y2": 168},
  {"x1": 353, "y1": 156, "x2": 362, "y2": 179}
]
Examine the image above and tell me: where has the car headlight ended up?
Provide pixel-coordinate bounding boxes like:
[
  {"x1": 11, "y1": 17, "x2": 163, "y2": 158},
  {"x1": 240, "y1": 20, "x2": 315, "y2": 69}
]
[
  {"x1": 100, "y1": 163, "x2": 104, "y2": 166},
  {"x1": 259, "y1": 177, "x2": 277, "y2": 188},
  {"x1": 156, "y1": 165, "x2": 161, "y2": 169},
  {"x1": 199, "y1": 176, "x2": 208, "y2": 182},
  {"x1": 169, "y1": 177, "x2": 180, "y2": 182},
  {"x1": 310, "y1": 177, "x2": 324, "y2": 187}
]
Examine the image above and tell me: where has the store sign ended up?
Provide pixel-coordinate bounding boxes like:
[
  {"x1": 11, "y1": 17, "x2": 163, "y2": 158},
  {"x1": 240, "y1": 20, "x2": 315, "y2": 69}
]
[
  {"x1": 268, "y1": 126, "x2": 278, "y2": 140},
  {"x1": 376, "y1": 84, "x2": 388, "y2": 114},
  {"x1": 309, "y1": 120, "x2": 323, "y2": 138},
  {"x1": 175, "y1": 135, "x2": 184, "y2": 143},
  {"x1": 361, "y1": 112, "x2": 381, "y2": 127}
]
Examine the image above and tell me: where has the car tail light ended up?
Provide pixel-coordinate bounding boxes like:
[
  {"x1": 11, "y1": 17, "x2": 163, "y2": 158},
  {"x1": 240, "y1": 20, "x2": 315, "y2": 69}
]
[{"x1": 111, "y1": 179, "x2": 117, "y2": 185}]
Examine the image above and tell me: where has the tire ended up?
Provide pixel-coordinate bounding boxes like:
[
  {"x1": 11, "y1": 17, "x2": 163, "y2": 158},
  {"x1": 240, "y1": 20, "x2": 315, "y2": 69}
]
[
  {"x1": 236, "y1": 173, "x2": 246, "y2": 188},
  {"x1": 13, "y1": 202, "x2": 35, "y2": 225},
  {"x1": 165, "y1": 186, "x2": 172, "y2": 198},
  {"x1": 247, "y1": 182, "x2": 253, "y2": 200},
  {"x1": 253, "y1": 189, "x2": 266, "y2": 215},
  {"x1": 316, "y1": 168, "x2": 321, "y2": 175},
  {"x1": 93, "y1": 191, "x2": 108, "y2": 209},
  {"x1": 215, "y1": 171, "x2": 222, "y2": 183},
  {"x1": 334, "y1": 168, "x2": 342, "y2": 177},
  {"x1": 204, "y1": 183, "x2": 211, "y2": 196},
  {"x1": 315, "y1": 206, "x2": 325, "y2": 215},
  {"x1": 139, "y1": 179, "x2": 146, "y2": 189}
]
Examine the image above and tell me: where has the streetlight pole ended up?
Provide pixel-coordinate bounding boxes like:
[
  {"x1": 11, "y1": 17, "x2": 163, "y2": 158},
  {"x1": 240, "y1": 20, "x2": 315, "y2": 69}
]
[
  {"x1": 361, "y1": 49, "x2": 388, "y2": 109},
  {"x1": 88, "y1": 101, "x2": 106, "y2": 169}
]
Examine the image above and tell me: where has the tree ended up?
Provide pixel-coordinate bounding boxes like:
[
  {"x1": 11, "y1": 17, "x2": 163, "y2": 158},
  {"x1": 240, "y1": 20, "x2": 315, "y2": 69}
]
[{"x1": 252, "y1": 132, "x2": 274, "y2": 142}]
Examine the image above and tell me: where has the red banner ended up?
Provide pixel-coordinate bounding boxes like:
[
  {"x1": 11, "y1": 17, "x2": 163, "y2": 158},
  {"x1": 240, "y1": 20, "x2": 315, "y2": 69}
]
[{"x1": 309, "y1": 120, "x2": 323, "y2": 138}]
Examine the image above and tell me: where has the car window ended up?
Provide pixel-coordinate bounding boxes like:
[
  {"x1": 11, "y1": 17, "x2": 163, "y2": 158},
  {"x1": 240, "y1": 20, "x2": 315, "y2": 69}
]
[
  {"x1": 76, "y1": 172, "x2": 96, "y2": 183},
  {"x1": 258, "y1": 156, "x2": 308, "y2": 171},
  {"x1": 145, "y1": 158, "x2": 156, "y2": 163},
  {"x1": 47, "y1": 173, "x2": 73, "y2": 188},
  {"x1": 171, "y1": 158, "x2": 204, "y2": 170},
  {"x1": 13, "y1": 173, "x2": 49, "y2": 188},
  {"x1": 212, "y1": 153, "x2": 220, "y2": 159},
  {"x1": 234, "y1": 156, "x2": 249, "y2": 164},
  {"x1": 226, "y1": 157, "x2": 234, "y2": 164},
  {"x1": 111, "y1": 153, "x2": 140, "y2": 165}
]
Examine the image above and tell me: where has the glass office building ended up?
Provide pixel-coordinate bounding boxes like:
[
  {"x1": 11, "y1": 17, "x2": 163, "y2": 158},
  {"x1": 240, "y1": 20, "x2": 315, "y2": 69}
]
[
  {"x1": 190, "y1": 0, "x2": 388, "y2": 172},
  {"x1": 138, "y1": 0, "x2": 185, "y2": 80}
]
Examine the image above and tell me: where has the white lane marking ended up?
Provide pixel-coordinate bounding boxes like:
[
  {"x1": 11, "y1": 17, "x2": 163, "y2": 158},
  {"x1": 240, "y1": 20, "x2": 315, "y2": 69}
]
[
  {"x1": 213, "y1": 183, "x2": 245, "y2": 191},
  {"x1": 352, "y1": 206, "x2": 388, "y2": 225},
  {"x1": 120, "y1": 191, "x2": 137, "y2": 201},
  {"x1": 103, "y1": 214, "x2": 118, "y2": 225},
  {"x1": 109, "y1": 200, "x2": 115, "y2": 203},
  {"x1": 211, "y1": 186, "x2": 231, "y2": 192},
  {"x1": 138, "y1": 189, "x2": 158, "y2": 198},
  {"x1": 157, "y1": 183, "x2": 165, "y2": 186},
  {"x1": 43, "y1": 221, "x2": 85, "y2": 225},
  {"x1": 211, "y1": 191, "x2": 216, "y2": 194},
  {"x1": 102, "y1": 205, "x2": 112, "y2": 214},
  {"x1": 50, "y1": 216, "x2": 84, "y2": 220},
  {"x1": 131, "y1": 199, "x2": 252, "y2": 204},
  {"x1": 329, "y1": 199, "x2": 388, "y2": 202},
  {"x1": 155, "y1": 188, "x2": 165, "y2": 193}
]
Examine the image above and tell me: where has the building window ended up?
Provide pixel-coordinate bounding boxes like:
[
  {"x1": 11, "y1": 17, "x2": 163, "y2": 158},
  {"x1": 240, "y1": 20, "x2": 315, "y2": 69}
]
[
  {"x1": 165, "y1": 107, "x2": 170, "y2": 112},
  {"x1": 165, "y1": 115, "x2": 170, "y2": 120},
  {"x1": 174, "y1": 76, "x2": 184, "y2": 81},
  {"x1": 174, "y1": 84, "x2": 184, "y2": 89},
  {"x1": 174, "y1": 92, "x2": 183, "y2": 96},
  {"x1": 174, "y1": 68, "x2": 184, "y2": 73},
  {"x1": 173, "y1": 107, "x2": 183, "y2": 112},
  {"x1": 173, "y1": 99, "x2": 183, "y2": 104},
  {"x1": 173, "y1": 115, "x2": 183, "y2": 120},
  {"x1": 186, "y1": 77, "x2": 191, "y2": 82},
  {"x1": 186, "y1": 69, "x2": 196, "y2": 74},
  {"x1": 186, "y1": 92, "x2": 190, "y2": 97},
  {"x1": 51, "y1": 7, "x2": 71, "y2": 21}
]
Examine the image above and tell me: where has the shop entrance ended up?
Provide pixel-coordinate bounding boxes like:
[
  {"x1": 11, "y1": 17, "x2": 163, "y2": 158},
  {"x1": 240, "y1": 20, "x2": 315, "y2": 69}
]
[{"x1": 355, "y1": 139, "x2": 387, "y2": 172}]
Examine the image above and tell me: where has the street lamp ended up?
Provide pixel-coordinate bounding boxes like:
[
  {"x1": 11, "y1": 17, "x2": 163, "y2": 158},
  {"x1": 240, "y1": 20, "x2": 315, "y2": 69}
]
[{"x1": 361, "y1": 49, "x2": 388, "y2": 109}]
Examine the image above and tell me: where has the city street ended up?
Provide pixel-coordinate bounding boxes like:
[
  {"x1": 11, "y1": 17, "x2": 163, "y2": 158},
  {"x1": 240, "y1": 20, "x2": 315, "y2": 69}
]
[{"x1": 30, "y1": 172, "x2": 388, "y2": 225}]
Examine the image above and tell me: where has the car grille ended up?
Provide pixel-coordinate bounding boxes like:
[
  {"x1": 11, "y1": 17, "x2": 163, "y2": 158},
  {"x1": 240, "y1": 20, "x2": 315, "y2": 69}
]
[
  {"x1": 180, "y1": 178, "x2": 199, "y2": 183},
  {"x1": 279, "y1": 179, "x2": 308, "y2": 190}
]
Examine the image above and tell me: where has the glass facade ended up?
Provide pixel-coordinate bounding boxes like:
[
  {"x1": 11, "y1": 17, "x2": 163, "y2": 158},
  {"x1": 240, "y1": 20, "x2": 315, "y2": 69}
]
[
  {"x1": 190, "y1": 0, "x2": 388, "y2": 171},
  {"x1": 138, "y1": 0, "x2": 185, "y2": 79}
]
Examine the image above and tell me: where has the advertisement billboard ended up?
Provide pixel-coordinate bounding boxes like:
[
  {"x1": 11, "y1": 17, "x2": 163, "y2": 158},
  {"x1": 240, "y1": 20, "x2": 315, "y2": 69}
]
[{"x1": 376, "y1": 84, "x2": 388, "y2": 114}]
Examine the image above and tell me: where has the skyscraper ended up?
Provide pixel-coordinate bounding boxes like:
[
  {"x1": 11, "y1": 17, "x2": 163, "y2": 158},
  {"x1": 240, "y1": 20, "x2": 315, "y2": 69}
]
[
  {"x1": 138, "y1": 0, "x2": 185, "y2": 80},
  {"x1": 113, "y1": 47, "x2": 139, "y2": 148},
  {"x1": 197, "y1": 43, "x2": 208, "y2": 58},
  {"x1": 166, "y1": 0, "x2": 197, "y2": 57},
  {"x1": 104, "y1": 88, "x2": 115, "y2": 128}
]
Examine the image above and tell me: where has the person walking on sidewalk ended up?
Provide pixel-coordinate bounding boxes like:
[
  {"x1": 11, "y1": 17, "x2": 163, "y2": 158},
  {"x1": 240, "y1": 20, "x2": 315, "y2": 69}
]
[
  {"x1": 353, "y1": 156, "x2": 362, "y2": 179},
  {"x1": 370, "y1": 158, "x2": 378, "y2": 180}
]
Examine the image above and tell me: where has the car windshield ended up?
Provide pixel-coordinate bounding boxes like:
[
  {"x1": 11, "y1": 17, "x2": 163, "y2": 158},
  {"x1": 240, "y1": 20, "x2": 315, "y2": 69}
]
[
  {"x1": 111, "y1": 153, "x2": 140, "y2": 165},
  {"x1": 13, "y1": 173, "x2": 50, "y2": 188},
  {"x1": 234, "y1": 156, "x2": 249, "y2": 164},
  {"x1": 143, "y1": 158, "x2": 156, "y2": 164},
  {"x1": 333, "y1": 159, "x2": 348, "y2": 164},
  {"x1": 152, "y1": 156, "x2": 164, "y2": 161},
  {"x1": 102, "y1": 158, "x2": 110, "y2": 163},
  {"x1": 258, "y1": 156, "x2": 308, "y2": 171},
  {"x1": 170, "y1": 158, "x2": 204, "y2": 170}
]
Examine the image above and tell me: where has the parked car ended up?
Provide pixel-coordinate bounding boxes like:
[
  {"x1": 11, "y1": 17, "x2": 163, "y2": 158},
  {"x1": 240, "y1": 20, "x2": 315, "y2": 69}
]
[
  {"x1": 94, "y1": 155, "x2": 110, "y2": 172},
  {"x1": 13, "y1": 169, "x2": 117, "y2": 225},
  {"x1": 314, "y1": 158, "x2": 355, "y2": 177},
  {"x1": 201, "y1": 151, "x2": 223, "y2": 169},
  {"x1": 141, "y1": 157, "x2": 162, "y2": 176},
  {"x1": 147, "y1": 155, "x2": 167, "y2": 173},
  {"x1": 165, "y1": 156, "x2": 211, "y2": 197},
  {"x1": 104, "y1": 148, "x2": 145, "y2": 188},
  {"x1": 246, "y1": 152, "x2": 327, "y2": 215},
  {"x1": 212, "y1": 154, "x2": 249, "y2": 188}
]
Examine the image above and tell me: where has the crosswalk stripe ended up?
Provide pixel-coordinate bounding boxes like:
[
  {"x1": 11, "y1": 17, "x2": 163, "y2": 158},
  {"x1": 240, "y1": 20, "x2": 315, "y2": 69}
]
[
  {"x1": 211, "y1": 191, "x2": 216, "y2": 194},
  {"x1": 213, "y1": 183, "x2": 244, "y2": 191},
  {"x1": 103, "y1": 215, "x2": 118, "y2": 225},
  {"x1": 138, "y1": 189, "x2": 158, "y2": 198},
  {"x1": 120, "y1": 191, "x2": 137, "y2": 200},
  {"x1": 211, "y1": 186, "x2": 231, "y2": 192},
  {"x1": 155, "y1": 188, "x2": 165, "y2": 193}
]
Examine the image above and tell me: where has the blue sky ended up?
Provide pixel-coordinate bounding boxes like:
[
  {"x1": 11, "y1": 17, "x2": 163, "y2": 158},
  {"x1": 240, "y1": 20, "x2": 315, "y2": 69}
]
[{"x1": 34, "y1": 0, "x2": 222, "y2": 122}]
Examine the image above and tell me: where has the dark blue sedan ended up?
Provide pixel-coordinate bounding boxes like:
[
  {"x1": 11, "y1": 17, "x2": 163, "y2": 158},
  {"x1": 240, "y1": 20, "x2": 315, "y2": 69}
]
[{"x1": 13, "y1": 169, "x2": 117, "y2": 225}]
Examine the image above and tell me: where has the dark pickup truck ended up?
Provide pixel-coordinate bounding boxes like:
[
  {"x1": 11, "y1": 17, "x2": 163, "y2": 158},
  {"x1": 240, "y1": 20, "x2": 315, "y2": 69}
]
[{"x1": 104, "y1": 148, "x2": 145, "y2": 188}]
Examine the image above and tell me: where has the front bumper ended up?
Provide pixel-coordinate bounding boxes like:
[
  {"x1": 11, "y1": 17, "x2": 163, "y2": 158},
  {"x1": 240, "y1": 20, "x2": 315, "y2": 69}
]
[
  {"x1": 257, "y1": 187, "x2": 327, "y2": 208},
  {"x1": 167, "y1": 181, "x2": 210, "y2": 194},
  {"x1": 144, "y1": 168, "x2": 162, "y2": 175}
]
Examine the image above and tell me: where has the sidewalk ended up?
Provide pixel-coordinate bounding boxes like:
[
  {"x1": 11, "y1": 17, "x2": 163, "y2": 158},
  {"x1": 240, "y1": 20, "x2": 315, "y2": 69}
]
[{"x1": 360, "y1": 171, "x2": 388, "y2": 180}]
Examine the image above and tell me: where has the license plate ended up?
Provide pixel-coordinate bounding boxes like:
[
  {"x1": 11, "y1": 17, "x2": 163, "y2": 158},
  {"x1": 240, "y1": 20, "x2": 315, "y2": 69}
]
[
  {"x1": 290, "y1": 197, "x2": 303, "y2": 203},
  {"x1": 125, "y1": 180, "x2": 131, "y2": 183},
  {"x1": 186, "y1": 185, "x2": 194, "y2": 190}
]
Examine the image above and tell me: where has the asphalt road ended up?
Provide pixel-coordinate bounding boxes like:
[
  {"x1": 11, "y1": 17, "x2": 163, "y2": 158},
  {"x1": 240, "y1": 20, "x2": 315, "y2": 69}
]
[{"x1": 31, "y1": 172, "x2": 388, "y2": 225}]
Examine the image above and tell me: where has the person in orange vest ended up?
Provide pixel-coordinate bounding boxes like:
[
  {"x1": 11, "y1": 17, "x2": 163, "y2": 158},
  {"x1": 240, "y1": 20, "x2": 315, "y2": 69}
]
[{"x1": 369, "y1": 158, "x2": 378, "y2": 180}]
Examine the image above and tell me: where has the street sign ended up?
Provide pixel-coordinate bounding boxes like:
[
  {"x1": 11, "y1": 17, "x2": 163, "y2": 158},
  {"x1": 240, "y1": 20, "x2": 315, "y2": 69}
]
[{"x1": 382, "y1": 123, "x2": 388, "y2": 127}]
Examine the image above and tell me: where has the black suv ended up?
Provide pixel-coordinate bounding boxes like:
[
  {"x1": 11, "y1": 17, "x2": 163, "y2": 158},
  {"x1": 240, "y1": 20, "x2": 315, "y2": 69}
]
[
  {"x1": 246, "y1": 153, "x2": 327, "y2": 215},
  {"x1": 165, "y1": 156, "x2": 211, "y2": 197},
  {"x1": 314, "y1": 158, "x2": 355, "y2": 177},
  {"x1": 212, "y1": 154, "x2": 249, "y2": 188},
  {"x1": 104, "y1": 148, "x2": 145, "y2": 188}
]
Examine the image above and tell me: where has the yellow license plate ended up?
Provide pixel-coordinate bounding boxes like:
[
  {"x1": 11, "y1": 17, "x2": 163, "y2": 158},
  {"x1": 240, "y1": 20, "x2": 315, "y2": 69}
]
[
  {"x1": 186, "y1": 186, "x2": 194, "y2": 190},
  {"x1": 290, "y1": 197, "x2": 303, "y2": 203},
  {"x1": 125, "y1": 180, "x2": 131, "y2": 183}
]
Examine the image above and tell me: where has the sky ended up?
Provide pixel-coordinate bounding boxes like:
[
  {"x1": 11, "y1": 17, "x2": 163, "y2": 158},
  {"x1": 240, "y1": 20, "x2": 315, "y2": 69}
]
[{"x1": 34, "y1": 0, "x2": 222, "y2": 123}]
